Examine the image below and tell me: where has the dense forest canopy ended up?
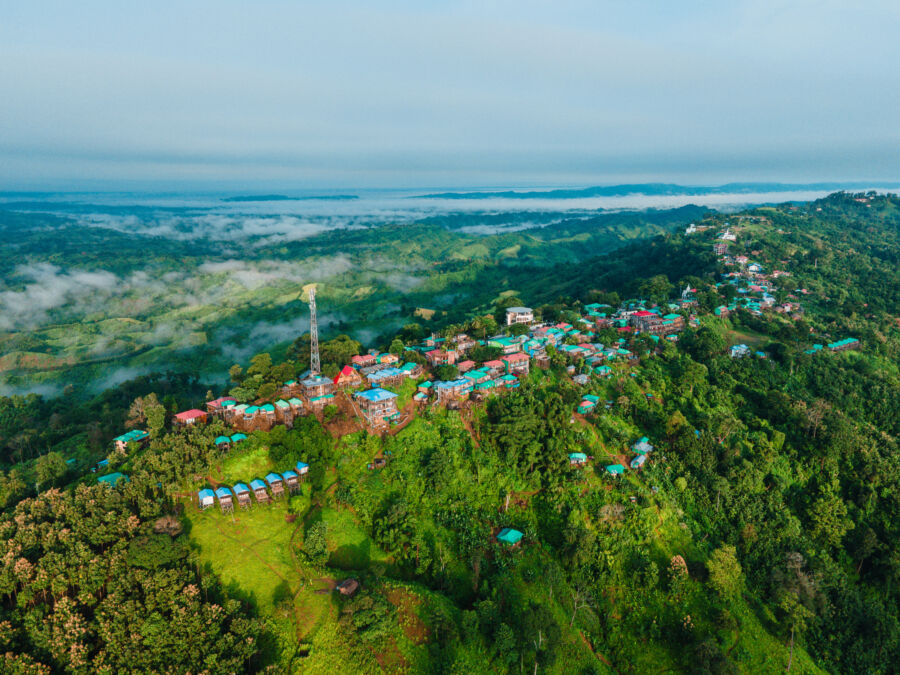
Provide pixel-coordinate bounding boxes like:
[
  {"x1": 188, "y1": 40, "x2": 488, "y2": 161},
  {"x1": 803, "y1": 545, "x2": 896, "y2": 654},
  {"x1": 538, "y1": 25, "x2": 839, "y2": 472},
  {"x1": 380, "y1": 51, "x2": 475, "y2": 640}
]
[{"x1": 1, "y1": 192, "x2": 900, "y2": 673}]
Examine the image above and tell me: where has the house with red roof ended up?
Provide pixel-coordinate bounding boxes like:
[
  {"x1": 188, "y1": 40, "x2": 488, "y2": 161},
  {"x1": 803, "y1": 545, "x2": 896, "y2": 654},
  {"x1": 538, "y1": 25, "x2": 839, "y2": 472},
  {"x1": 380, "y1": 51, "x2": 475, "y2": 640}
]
[
  {"x1": 501, "y1": 352, "x2": 530, "y2": 376},
  {"x1": 174, "y1": 409, "x2": 208, "y2": 428},
  {"x1": 334, "y1": 365, "x2": 363, "y2": 388}
]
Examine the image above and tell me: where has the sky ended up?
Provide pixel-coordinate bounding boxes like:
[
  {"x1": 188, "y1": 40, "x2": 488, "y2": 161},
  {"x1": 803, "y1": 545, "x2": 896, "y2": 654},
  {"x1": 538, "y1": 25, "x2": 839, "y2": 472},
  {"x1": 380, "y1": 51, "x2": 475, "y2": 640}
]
[{"x1": 2, "y1": 1, "x2": 899, "y2": 189}]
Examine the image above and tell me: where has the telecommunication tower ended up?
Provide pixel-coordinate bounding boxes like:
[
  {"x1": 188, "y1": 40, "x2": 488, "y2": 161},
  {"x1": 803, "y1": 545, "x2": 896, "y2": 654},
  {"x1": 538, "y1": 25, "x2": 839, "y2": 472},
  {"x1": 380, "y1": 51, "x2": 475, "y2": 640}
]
[{"x1": 308, "y1": 286, "x2": 320, "y2": 375}]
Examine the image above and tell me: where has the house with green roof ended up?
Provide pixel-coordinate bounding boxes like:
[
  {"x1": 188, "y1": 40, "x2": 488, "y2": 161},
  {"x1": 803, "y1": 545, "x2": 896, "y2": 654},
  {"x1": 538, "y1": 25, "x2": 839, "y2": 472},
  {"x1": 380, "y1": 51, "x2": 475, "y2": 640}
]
[{"x1": 496, "y1": 528, "x2": 523, "y2": 546}]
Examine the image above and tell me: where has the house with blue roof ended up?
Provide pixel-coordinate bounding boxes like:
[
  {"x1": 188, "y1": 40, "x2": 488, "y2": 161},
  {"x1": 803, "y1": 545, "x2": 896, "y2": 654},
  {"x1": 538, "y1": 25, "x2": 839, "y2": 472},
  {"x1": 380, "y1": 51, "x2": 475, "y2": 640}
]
[
  {"x1": 296, "y1": 461, "x2": 309, "y2": 476},
  {"x1": 214, "y1": 435, "x2": 231, "y2": 448},
  {"x1": 215, "y1": 487, "x2": 234, "y2": 513},
  {"x1": 569, "y1": 452, "x2": 588, "y2": 466},
  {"x1": 355, "y1": 387, "x2": 400, "y2": 423},
  {"x1": 281, "y1": 470, "x2": 300, "y2": 493},
  {"x1": 233, "y1": 483, "x2": 251, "y2": 508},
  {"x1": 496, "y1": 528, "x2": 524, "y2": 546},
  {"x1": 113, "y1": 429, "x2": 149, "y2": 453},
  {"x1": 265, "y1": 472, "x2": 285, "y2": 498},
  {"x1": 631, "y1": 454, "x2": 647, "y2": 469},
  {"x1": 633, "y1": 437, "x2": 654, "y2": 454},
  {"x1": 250, "y1": 479, "x2": 270, "y2": 503},
  {"x1": 198, "y1": 488, "x2": 215, "y2": 509}
]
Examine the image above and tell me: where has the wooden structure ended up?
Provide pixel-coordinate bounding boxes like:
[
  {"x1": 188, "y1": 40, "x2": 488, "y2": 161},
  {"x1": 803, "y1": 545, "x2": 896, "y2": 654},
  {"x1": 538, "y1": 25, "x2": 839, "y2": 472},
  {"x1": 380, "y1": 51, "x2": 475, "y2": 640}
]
[
  {"x1": 198, "y1": 488, "x2": 215, "y2": 510},
  {"x1": 233, "y1": 483, "x2": 252, "y2": 509},
  {"x1": 250, "y1": 479, "x2": 270, "y2": 504},
  {"x1": 336, "y1": 578, "x2": 360, "y2": 596},
  {"x1": 215, "y1": 487, "x2": 234, "y2": 513},
  {"x1": 281, "y1": 470, "x2": 301, "y2": 494},
  {"x1": 265, "y1": 472, "x2": 285, "y2": 499}
]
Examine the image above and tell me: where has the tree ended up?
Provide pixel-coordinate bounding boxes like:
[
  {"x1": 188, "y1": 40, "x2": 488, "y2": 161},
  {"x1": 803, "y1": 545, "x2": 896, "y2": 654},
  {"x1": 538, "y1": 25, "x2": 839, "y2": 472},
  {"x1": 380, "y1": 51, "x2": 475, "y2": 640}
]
[
  {"x1": 389, "y1": 338, "x2": 405, "y2": 357},
  {"x1": 707, "y1": 544, "x2": 743, "y2": 600},
  {"x1": 144, "y1": 394, "x2": 166, "y2": 438},
  {"x1": 35, "y1": 452, "x2": 67, "y2": 487},
  {"x1": 808, "y1": 488, "x2": 853, "y2": 548},
  {"x1": 303, "y1": 521, "x2": 329, "y2": 564},
  {"x1": 435, "y1": 364, "x2": 459, "y2": 381}
]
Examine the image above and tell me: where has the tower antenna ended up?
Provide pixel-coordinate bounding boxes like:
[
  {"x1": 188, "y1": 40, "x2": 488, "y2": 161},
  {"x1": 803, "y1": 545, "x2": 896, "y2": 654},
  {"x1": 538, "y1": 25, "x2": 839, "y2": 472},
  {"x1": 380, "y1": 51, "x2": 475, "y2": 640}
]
[{"x1": 309, "y1": 286, "x2": 320, "y2": 376}]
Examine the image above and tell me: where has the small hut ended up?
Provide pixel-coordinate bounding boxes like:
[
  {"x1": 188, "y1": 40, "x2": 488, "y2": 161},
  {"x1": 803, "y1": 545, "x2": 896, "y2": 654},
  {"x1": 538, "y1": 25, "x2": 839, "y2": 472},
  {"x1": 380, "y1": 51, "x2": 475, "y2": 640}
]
[
  {"x1": 230, "y1": 433, "x2": 248, "y2": 444},
  {"x1": 198, "y1": 488, "x2": 215, "y2": 510},
  {"x1": 250, "y1": 478, "x2": 270, "y2": 503},
  {"x1": 295, "y1": 461, "x2": 309, "y2": 479},
  {"x1": 97, "y1": 472, "x2": 129, "y2": 487},
  {"x1": 215, "y1": 487, "x2": 234, "y2": 513},
  {"x1": 336, "y1": 578, "x2": 360, "y2": 597},
  {"x1": 214, "y1": 435, "x2": 231, "y2": 450},
  {"x1": 265, "y1": 472, "x2": 285, "y2": 499},
  {"x1": 281, "y1": 470, "x2": 300, "y2": 494},
  {"x1": 496, "y1": 528, "x2": 523, "y2": 546},
  {"x1": 568, "y1": 452, "x2": 588, "y2": 466},
  {"x1": 233, "y1": 483, "x2": 252, "y2": 508}
]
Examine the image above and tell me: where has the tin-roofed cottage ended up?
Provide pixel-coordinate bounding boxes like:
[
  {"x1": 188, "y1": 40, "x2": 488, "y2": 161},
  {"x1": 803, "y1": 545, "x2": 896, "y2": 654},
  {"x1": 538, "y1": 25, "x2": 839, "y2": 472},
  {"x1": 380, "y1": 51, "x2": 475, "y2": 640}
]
[
  {"x1": 198, "y1": 488, "x2": 215, "y2": 510},
  {"x1": 113, "y1": 429, "x2": 149, "y2": 453},
  {"x1": 250, "y1": 479, "x2": 270, "y2": 503},
  {"x1": 215, "y1": 486, "x2": 234, "y2": 513},
  {"x1": 265, "y1": 472, "x2": 285, "y2": 498},
  {"x1": 233, "y1": 483, "x2": 251, "y2": 509},
  {"x1": 496, "y1": 528, "x2": 524, "y2": 546},
  {"x1": 281, "y1": 470, "x2": 300, "y2": 494}
]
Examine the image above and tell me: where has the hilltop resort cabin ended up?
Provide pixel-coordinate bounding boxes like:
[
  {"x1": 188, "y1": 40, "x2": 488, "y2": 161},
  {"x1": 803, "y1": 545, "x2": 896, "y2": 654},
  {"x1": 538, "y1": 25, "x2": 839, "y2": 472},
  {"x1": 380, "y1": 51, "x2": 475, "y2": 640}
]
[
  {"x1": 333, "y1": 365, "x2": 363, "y2": 388},
  {"x1": 198, "y1": 488, "x2": 215, "y2": 510},
  {"x1": 214, "y1": 435, "x2": 232, "y2": 450},
  {"x1": 355, "y1": 388, "x2": 400, "y2": 424},
  {"x1": 434, "y1": 378, "x2": 472, "y2": 405},
  {"x1": 569, "y1": 452, "x2": 589, "y2": 466},
  {"x1": 282, "y1": 470, "x2": 300, "y2": 493},
  {"x1": 301, "y1": 375, "x2": 333, "y2": 399},
  {"x1": 113, "y1": 429, "x2": 149, "y2": 453},
  {"x1": 606, "y1": 464, "x2": 625, "y2": 477},
  {"x1": 631, "y1": 454, "x2": 648, "y2": 469},
  {"x1": 215, "y1": 487, "x2": 234, "y2": 513},
  {"x1": 633, "y1": 437, "x2": 654, "y2": 454},
  {"x1": 337, "y1": 578, "x2": 360, "y2": 597},
  {"x1": 496, "y1": 528, "x2": 524, "y2": 546},
  {"x1": 828, "y1": 337, "x2": 860, "y2": 352},
  {"x1": 206, "y1": 396, "x2": 237, "y2": 417},
  {"x1": 250, "y1": 479, "x2": 270, "y2": 503},
  {"x1": 265, "y1": 472, "x2": 285, "y2": 498},
  {"x1": 501, "y1": 352, "x2": 530, "y2": 375},
  {"x1": 233, "y1": 483, "x2": 252, "y2": 508},
  {"x1": 730, "y1": 344, "x2": 752, "y2": 359},
  {"x1": 173, "y1": 409, "x2": 208, "y2": 428},
  {"x1": 97, "y1": 472, "x2": 129, "y2": 487},
  {"x1": 295, "y1": 461, "x2": 310, "y2": 478},
  {"x1": 505, "y1": 306, "x2": 534, "y2": 326}
]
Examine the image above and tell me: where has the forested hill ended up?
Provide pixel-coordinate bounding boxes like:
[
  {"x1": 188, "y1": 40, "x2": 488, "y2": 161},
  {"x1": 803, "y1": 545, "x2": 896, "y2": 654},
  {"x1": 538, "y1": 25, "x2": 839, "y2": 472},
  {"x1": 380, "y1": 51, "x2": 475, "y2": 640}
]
[{"x1": 2, "y1": 192, "x2": 900, "y2": 673}]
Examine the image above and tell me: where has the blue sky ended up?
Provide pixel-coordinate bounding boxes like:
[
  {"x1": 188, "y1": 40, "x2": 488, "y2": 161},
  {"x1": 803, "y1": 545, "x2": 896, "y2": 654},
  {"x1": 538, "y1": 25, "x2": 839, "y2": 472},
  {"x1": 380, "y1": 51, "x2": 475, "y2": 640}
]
[{"x1": 1, "y1": 1, "x2": 899, "y2": 188}]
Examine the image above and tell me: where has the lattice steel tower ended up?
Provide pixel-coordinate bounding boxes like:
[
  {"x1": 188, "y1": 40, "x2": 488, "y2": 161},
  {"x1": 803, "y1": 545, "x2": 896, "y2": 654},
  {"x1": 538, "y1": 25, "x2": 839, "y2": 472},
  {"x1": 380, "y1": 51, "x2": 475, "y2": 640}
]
[{"x1": 308, "y1": 286, "x2": 320, "y2": 375}]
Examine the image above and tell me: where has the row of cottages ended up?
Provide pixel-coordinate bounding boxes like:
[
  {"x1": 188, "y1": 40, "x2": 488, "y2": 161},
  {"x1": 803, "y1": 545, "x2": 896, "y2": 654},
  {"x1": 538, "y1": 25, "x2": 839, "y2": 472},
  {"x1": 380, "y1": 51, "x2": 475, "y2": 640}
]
[
  {"x1": 206, "y1": 396, "x2": 237, "y2": 418},
  {"x1": 505, "y1": 306, "x2": 534, "y2": 326},
  {"x1": 199, "y1": 463, "x2": 308, "y2": 513},
  {"x1": 214, "y1": 432, "x2": 248, "y2": 449},
  {"x1": 828, "y1": 337, "x2": 860, "y2": 352},
  {"x1": 113, "y1": 429, "x2": 149, "y2": 453},
  {"x1": 355, "y1": 388, "x2": 400, "y2": 424}
]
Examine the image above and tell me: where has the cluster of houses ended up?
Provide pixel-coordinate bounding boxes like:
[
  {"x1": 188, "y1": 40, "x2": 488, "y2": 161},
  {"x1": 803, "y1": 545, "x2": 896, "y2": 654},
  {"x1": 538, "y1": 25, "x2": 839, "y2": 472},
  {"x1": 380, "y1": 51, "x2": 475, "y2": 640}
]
[
  {"x1": 803, "y1": 337, "x2": 861, "y2": 355},
  {"x1": 197, "y1": 461, "x2": 310, "y2": 513}
]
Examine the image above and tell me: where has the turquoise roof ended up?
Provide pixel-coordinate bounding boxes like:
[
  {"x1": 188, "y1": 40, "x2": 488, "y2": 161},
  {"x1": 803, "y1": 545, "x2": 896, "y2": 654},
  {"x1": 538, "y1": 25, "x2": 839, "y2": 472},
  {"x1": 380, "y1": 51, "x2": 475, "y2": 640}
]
[
  {"x1": 497, "y1": 528, "x2": 523, "y2": 545},
  {"x1": 97, "y1": 472, "x2": 129, "y2": 487},
  {"x1": 606, "y1": 464, "x2": 625, "y2": 475}
]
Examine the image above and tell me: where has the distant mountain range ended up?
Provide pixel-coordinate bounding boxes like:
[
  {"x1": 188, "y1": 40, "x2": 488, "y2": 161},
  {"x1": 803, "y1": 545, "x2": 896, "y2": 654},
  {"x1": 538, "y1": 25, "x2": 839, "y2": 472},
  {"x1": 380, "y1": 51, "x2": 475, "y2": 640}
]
[
  {"x1": 416, "y1": 182, "x2": 900, "y2": 200},
  {"x1": 222, "y1": 194, "x2": 358, "y2": 202}
]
